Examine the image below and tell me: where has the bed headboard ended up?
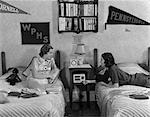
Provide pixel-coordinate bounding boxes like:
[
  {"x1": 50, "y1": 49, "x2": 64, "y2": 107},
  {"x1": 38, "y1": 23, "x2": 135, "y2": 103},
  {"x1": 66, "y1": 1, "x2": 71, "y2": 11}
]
[
  {"x1": 94, "y1": 48, "x2": 98, "y2": 68},
  {"x1": 1, "y1": 50, "x2": 61, "y2": 75},
  {"x1": 1, "y1": 51, "x2": 6, "y2": 75},
  {"x1": 148, "y1": 47, "x2": 150, "y2": 72},
  {"x1": 93, "y1": 48, "x2": 98, "y2": 75},
  {"x1": 55, "y1": 50, "x2": 61, "y2": 69}
]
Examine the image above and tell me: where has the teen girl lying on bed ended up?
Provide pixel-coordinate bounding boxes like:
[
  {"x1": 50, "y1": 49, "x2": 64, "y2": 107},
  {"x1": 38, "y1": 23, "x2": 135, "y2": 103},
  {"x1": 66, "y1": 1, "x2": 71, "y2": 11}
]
[
  {"x1": 84, "y1": 52, "x2": 150, "y2": 88},
  {"x1": 95, "y1": 52, "x2": 150, "y2": 88}
]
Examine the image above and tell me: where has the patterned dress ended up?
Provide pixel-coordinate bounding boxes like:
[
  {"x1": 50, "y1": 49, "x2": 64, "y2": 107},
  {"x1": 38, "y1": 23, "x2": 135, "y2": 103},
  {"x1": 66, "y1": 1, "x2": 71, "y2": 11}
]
[{"x1": 23, "y1": 56, "x2": 63, "y2": 91}]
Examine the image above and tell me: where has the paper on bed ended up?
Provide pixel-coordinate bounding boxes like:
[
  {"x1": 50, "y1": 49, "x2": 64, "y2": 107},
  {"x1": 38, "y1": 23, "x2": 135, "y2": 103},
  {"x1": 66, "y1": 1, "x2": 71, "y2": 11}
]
[{"x1": 46, "y1": 86, "x2": 62, "y2": 94}]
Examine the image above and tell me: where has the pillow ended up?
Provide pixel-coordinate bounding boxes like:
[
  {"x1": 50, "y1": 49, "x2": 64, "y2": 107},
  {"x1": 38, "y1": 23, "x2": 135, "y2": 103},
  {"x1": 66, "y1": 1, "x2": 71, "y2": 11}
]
[
  {"x1": 0, "y1": 92, "x2": 9, "y2": 104},
  {"x1": 0, "y1": 72, "x2": 12, "y2": 80},
  {"x1": 117, "y1": 63, "x2": 150, "y2": 75},
  {"x1": 0, "y1": 79, "x2": 11, "y2": 91}
]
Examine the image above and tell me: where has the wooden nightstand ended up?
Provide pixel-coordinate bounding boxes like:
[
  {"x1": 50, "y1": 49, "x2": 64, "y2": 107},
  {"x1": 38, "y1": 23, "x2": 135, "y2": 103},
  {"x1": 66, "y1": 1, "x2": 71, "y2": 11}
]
[{"x1": 69, "y1": 64, "x2": 95, "y2": 108}]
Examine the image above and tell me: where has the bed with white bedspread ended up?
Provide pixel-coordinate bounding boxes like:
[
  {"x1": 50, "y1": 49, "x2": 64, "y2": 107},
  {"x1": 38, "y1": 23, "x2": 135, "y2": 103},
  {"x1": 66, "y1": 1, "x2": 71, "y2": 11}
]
[
  {"x1": 93, "y1": 48, "x2": 150, "y2": 117},
  {"x1": 0, "y1": 72, "x2": 65, "y2": 117},
  {"x1": 96, "y1": 83, "x2": 150, "y2": 117},
  {"x1": 0, "y1": 51, "x2": 65, "y2": 117}
]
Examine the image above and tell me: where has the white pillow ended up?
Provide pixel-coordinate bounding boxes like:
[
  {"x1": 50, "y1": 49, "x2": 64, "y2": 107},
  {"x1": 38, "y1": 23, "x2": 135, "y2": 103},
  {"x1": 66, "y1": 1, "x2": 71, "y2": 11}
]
[
  {"x1": 0, "y1": 92, "x2": 9, "y2": 104},
  {"x1": 0, "y1": 79, "x2": 11, "y2": 91},
  {"x1": 117, "y1": 63, "x2": 150, "y2": 75},
  {"x1": 0, "y1": 72, "x2": 12, "y2": 80}
]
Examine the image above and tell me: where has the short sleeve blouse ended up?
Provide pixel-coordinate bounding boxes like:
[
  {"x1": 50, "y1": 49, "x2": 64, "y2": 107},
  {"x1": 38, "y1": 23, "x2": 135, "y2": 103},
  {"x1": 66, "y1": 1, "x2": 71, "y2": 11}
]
[{"x1": 23, "y1": 56, "x2": 57, "y2": 79}]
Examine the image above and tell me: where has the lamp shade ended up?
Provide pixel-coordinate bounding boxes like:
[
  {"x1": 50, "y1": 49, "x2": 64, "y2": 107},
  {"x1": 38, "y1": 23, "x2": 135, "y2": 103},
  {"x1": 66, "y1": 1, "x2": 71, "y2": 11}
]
[{"x1": 75, "y1": 44, "x2": 86, "y2": 55}]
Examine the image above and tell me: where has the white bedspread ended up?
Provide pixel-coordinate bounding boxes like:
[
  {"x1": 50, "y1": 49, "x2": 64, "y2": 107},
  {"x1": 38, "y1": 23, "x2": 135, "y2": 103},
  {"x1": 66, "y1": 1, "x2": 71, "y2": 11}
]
[
  {"x1": 0, "y1": 80, "x2": 65, "y2": 117},
  {"x1": 1, "y1": 92, "x2": 64, "y2": 117},
  {"x1": 96, "y1": 82, "x2": 150, "y2": 117}
]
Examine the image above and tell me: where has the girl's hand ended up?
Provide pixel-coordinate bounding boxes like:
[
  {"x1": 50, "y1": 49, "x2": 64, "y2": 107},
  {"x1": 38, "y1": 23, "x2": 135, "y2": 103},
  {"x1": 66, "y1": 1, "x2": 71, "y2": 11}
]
[
  {"x1": 99, "y1": 68, "x2": 107, "y2": 75},
  {"x1": 82, "y1": 80, "x2": 88, "y2": 85},
  {"x1": 47, "y1": 77, "x2": 53, "y2": 84}
]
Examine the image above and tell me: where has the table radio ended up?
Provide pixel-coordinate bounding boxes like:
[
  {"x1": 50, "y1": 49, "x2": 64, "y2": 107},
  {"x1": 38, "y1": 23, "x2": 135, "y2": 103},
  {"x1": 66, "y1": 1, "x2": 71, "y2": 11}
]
[{"x1": 73, "y1": 74, "x2": 85, "y2": 83}]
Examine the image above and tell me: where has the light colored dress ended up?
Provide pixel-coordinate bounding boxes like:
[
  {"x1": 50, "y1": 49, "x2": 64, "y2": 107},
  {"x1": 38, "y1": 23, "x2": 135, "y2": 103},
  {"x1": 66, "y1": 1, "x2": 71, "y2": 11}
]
[{"x1": 23, "y1": 56, "x2": 63, "y2": 92}]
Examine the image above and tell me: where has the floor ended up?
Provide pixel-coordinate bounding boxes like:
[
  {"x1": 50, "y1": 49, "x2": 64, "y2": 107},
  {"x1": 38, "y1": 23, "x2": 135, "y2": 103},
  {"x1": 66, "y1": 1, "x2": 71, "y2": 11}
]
[{"x1": 65, "y1": 101, "x2": 100, "y2": 117}]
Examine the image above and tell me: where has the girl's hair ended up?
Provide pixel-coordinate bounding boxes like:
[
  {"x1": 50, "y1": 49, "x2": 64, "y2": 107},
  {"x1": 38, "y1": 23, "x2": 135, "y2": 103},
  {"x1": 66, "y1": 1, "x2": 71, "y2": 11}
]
[
  {"x1": 39, "y1": 44, "x2": 53, "y2": 57},
  {"x1": 101, "y1": 52, "x2": 115, "y2": 67}
]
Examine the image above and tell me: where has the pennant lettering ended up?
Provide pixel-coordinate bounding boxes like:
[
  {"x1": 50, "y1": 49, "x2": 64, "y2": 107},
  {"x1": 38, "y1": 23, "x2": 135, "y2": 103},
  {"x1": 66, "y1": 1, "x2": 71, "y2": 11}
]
[
  {"x1": 0, "y1": 0, "x2": 30, "y2": 14},
  {"x1": 21, "y1": 22, "x2": 50, "y2": 44},
  {"x1": 105, "y1": 6, "x2": 150, "y2": 29}
]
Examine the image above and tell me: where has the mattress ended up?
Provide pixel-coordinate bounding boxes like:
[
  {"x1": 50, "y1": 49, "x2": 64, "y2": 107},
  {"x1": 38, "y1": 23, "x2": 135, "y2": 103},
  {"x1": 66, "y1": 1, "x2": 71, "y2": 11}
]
[{"x1": 96, "y1": 82, "x2": 150, "y2": 117}]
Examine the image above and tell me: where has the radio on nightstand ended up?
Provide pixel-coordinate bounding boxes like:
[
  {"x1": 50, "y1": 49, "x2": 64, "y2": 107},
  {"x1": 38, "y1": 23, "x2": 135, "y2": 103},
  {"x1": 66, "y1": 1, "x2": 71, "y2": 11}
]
[{"x1": 73, "y1": 74, "x2": 85, "y2": 83}]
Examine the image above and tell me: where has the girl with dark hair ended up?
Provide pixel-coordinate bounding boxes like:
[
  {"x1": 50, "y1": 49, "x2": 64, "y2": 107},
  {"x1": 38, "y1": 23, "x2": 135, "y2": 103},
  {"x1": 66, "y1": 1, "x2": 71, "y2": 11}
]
[
  {"x1": 23, "y1": 44, "x2": 64, "y2": 92},
  {"x1": 22, "y1": 44, "x2": 68, "y2": 112},
  {"x1": 39, "y1": 44, "x2": 53, "y2": 58},
  {"x1": 95, "y1": 52, "x2": 114, "y2": 84},
  {"x1": 95, "y1": 52, "x2": 150, "y2": 88}
]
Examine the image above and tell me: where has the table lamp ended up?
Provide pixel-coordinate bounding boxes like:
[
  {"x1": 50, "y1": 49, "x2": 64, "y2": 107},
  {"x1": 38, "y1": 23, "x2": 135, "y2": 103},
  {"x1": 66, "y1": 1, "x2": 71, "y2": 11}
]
[{"x1": 75, "y1": 43, "x2": 86, "y2": 65}]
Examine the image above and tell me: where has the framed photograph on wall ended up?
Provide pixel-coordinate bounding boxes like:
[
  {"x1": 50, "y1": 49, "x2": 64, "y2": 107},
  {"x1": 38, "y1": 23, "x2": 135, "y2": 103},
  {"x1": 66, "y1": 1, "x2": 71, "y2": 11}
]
[{"x1": 20, "y1": 22, "x2": 50, "y2": 44}]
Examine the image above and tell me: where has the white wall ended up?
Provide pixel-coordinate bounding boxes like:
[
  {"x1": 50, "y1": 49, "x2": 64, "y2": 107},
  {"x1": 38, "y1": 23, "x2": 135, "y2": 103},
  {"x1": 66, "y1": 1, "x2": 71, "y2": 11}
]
[{"x1": 0, "y1": 0, "x2": 150, "y2": 81}]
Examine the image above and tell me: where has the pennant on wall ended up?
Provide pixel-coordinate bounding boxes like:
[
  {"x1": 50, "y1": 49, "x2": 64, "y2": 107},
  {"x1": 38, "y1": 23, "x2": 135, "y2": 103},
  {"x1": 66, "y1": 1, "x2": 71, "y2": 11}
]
[
  {"x1": 21, "y1": 22, "x2": 50, "y2": 44},
  {"x1": 0, "y1": 0, "x2": 30, "y2": 14},
  {"x1": 105, "y1": 6, "x2": 150, "y2": 29}
]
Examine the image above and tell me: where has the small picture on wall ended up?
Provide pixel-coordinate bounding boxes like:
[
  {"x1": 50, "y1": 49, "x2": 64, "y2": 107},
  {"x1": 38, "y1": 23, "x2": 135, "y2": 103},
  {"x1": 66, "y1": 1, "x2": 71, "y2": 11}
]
[{"x1": 20, "y1": 22, "x2": 50, "y2": 44}]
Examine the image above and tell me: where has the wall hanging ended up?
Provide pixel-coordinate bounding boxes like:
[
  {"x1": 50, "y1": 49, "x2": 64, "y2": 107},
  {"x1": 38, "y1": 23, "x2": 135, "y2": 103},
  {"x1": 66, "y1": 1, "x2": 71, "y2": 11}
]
[
  {"x1": 0, "y1": 0, "x2": 30, "y2": 14},
  {"x1": 20, "y1": 22, "x2": 50, "y2": 44},
  {"x1": 105, "y1": 6, "x2": 150, "y2": 29}
]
